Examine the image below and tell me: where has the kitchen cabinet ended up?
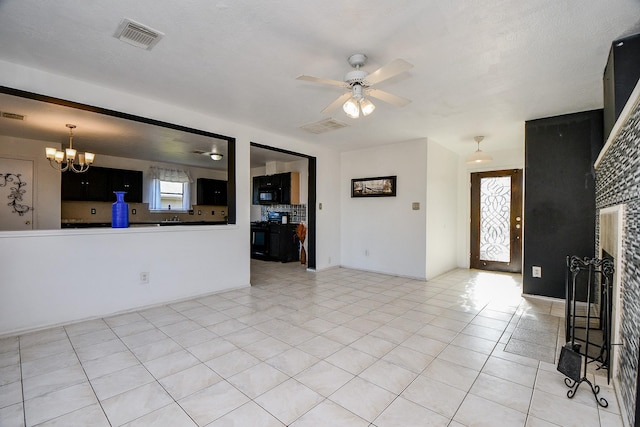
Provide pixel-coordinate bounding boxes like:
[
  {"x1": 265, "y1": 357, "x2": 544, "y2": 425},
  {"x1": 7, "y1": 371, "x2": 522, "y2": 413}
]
[
  {"x1": 279, "y1": 172, "x2": 299, "y2": 204},
  {"x1": 61, "y1": 166, "x2": 143, "y2": 202},
  {"x1": 110, "y1": 169, "x2": 143, "y2": 202},
  {"x1": 197, "y1": 178, "x2": 227, "y2": 205},
  {"x1": 268, "y1": 223, "x2": 299, "y2": 262},
  {"x1": 252, "y1": 172, "x2": 299, "y2": 205}
]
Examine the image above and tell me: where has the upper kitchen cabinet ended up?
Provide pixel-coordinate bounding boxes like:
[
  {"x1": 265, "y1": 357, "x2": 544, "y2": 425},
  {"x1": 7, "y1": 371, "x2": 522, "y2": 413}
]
[
  {"x1": 252, "y1": 172, "x2": 299, "y2": 205},
  {"x1": 110, "y1": 168, "x2": 143, "y2": 202},
  {"x1": 197, "y1": 178, "x2": 227, "y2": 206},
  {"x1": 61, "y1": 166, "x2": 143, "y2": 203},
  {"x1": 279, "y1": 172, "x2": 300, "y2": 205}
]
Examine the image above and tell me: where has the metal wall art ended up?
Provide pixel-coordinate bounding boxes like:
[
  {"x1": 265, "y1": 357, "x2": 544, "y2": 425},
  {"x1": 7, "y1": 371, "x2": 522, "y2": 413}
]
[{"x1": 1, "y1": 173, "x2": 34, "y2": 216}]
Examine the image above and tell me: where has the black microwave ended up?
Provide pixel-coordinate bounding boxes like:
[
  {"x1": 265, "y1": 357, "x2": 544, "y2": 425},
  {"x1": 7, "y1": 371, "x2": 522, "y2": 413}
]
[{"x1": 258, "y1": 188, "x2": 279, "y2": 204}]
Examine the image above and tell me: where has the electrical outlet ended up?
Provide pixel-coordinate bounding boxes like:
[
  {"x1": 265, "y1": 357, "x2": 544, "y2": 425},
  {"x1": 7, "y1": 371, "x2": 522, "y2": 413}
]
[
  {"x1": 532, "y1": 266, "x2": 542, "y2": 278},
  {"x1": 91, "y1": 208, "x2": 96, "y2": 214},
  {"x1": 140, "y1": 272, "x2": 150, "y2": 284},
  {"x1": 412, "y1": 202, "x2": 420, "y2": 210},
  {"x1": 131, "y1": 208, "x2": 136, "y2": 215}
]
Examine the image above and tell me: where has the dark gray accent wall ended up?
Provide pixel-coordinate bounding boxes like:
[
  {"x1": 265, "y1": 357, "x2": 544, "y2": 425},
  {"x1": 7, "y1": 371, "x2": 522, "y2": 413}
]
[
  {"x1": 523, "y1": 110, "x2": 603, "y2": 298},
  {"x1": 595, "y1": 98, "x2": 640, "y2": 427}
]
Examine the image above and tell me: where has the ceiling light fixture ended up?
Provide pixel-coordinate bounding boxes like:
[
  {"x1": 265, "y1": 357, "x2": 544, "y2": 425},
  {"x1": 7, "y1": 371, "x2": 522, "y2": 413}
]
[
  {"x1": 465, "y1": 136, "x2": 493, "y2": 164},
  {"x1": 45, "y1": 124, "x2": 95, "y2": 173},
  {"x1": 210, "y1": 153, "x2": 223, "y2": 161},
  {"x1": 342, "y1": 84, "x2": 375, "y2": 119}
]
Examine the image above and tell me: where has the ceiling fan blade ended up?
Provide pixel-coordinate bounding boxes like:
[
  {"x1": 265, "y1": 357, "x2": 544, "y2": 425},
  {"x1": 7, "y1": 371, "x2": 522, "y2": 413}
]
[
  {"x1": 367, "y1": 89, "x2": 412, "y2": 108},
  {"x1": 365, "y1": 59, "x2": 413, "y2": 86},
  {"x1": 321, "y1": 92, "x2": 353, "y2": 114},
  {"x1": 296, "y1": 75, "x2": 346, "y2": 87}
]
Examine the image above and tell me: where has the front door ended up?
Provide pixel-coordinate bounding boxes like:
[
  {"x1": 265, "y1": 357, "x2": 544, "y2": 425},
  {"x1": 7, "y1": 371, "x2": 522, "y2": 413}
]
[
  {"x1": 0, "y1": 157, "x2": 34, "y2": 231},
  {"x1": 470, "y1": 169, "x2": 523, "y2": 273}
]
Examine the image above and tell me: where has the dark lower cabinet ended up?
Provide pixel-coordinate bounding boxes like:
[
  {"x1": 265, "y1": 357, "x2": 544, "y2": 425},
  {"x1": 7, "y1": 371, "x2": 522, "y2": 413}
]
[
  {"x1": 250, "y1": 223, "x2": 299, "y2": 262},
  {"x1": 269, "y1": 224, "x2": 299, "y2": 262}
]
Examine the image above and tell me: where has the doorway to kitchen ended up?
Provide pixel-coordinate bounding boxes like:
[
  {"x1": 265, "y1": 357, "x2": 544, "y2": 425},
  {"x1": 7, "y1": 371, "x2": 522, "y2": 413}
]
[
  {"x1": 470, "y1": 169, "x2": 523, "y2": 273},
  {"x1": 250, "y1": 143, "x2": 316, "y2": 274}
]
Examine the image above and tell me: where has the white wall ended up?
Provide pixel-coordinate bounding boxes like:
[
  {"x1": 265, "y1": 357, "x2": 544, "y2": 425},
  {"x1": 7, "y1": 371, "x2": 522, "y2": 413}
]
[
  {"x1": 425, "y1": 140, "x2": 459, "y2": 279},
  {"x1": 0, "y1": 135, "x2": 61, "y2": 230},
  {"x1": 0, "y1": 226, "x2": 245, "y2": 335},
  {"x1": 340, "y1": 139, "x2": 428, "y2": 279},
  {"x1": 455, "y1": 147, "x2": 525, "y2": 268},
  {"x1": 0, "y1": 59, "x2": 342, "y2": 335}
]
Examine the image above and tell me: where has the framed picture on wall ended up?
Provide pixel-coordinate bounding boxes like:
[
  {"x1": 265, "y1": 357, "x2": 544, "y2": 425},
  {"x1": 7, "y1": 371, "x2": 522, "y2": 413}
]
[{"x1": 351, "y1": 176, "x2": 397, "y2": 197}]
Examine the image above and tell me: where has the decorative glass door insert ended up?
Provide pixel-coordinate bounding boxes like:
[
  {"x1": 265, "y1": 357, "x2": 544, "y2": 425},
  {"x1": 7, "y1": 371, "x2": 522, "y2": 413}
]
[
  {"x1": 479, "y1": 176, "x2": 511, "y2": 262},
  {"x1": 470, "y1": 169, "x2": 523, "y2": 273}
]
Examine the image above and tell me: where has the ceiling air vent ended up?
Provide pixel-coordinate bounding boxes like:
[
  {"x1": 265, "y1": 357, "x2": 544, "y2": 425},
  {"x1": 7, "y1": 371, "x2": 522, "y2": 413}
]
[
  {"x1": 1, "y1": 112, "x2": 25, "y2": 121},
  {"x1": 301, "y1": 118, "x2": 349, "y2": 134},
  {"x1": 114, "y1": 18, "x2": 164, "y2": 50}
]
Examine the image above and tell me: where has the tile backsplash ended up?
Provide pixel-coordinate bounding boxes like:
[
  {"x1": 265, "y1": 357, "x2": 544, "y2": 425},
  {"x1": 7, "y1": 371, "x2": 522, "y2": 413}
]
[{"x1": 260, "y1": 204, "x2": 306, "y2": 223}]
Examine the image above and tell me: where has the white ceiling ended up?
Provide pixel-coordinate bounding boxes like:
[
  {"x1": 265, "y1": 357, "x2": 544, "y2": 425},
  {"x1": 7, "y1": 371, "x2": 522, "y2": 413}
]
[{"x1": 0, "y1": 0, "x2": 639, "y2": 162}]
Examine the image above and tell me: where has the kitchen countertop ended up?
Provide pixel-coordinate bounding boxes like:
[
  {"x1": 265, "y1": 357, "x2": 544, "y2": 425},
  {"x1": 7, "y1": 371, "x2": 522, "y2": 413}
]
[{"x1": 61, "y1": 221, "x2": 227, "y2": 228}]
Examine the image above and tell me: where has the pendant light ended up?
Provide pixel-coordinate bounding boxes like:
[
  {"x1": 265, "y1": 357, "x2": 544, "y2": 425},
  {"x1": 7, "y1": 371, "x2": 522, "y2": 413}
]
[{"x1": 466, "y1": 136, "x2": 493, "y2": 164}]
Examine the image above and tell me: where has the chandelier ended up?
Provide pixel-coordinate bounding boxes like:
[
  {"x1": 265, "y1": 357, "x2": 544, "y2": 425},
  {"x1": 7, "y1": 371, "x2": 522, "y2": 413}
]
[{"x1": 45, "y1": 124, "x2": 95, "y2": 173}]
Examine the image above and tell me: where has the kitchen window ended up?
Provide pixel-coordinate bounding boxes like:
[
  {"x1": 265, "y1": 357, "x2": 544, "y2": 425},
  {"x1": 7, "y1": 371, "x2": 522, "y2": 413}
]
[{"x1": 149, "y1": 167, "x2": 192, "y2": 211}]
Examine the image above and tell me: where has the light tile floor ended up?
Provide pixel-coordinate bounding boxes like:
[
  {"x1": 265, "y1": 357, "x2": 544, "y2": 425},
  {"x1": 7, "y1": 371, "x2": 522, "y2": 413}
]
[{"x1": 0, "y1": 261, "x2": 623, "y2": 426}]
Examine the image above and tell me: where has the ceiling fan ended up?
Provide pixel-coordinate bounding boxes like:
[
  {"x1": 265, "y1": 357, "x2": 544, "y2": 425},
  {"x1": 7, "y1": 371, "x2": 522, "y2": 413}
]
[
  {"x1": 297, "y1": 53, "x2": 413, "y2": 119},
  {"x1": 191, "y1": 149, "x2": 224, "y2": 161}
]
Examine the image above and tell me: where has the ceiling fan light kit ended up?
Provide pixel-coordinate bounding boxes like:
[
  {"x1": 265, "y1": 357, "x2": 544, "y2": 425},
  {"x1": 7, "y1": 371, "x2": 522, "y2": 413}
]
[
  {"x1": 466, "y1": 136, "x2": 493, "y2": 164},
  {"x1": 297, "y1": 53, "x2": 413, "y2": 119}
]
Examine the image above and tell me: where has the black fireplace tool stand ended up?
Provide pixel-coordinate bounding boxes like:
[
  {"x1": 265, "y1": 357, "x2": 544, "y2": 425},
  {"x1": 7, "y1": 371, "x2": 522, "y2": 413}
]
[{"x1": 558, "y1": 255, "x2": 614, "y2": 408}]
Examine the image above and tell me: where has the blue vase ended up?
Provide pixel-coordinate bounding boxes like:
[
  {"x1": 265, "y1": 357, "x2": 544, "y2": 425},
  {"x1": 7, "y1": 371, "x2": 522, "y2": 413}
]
[{"x1": 112, "y1": 191, "x2": 129, "y2": 228}]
